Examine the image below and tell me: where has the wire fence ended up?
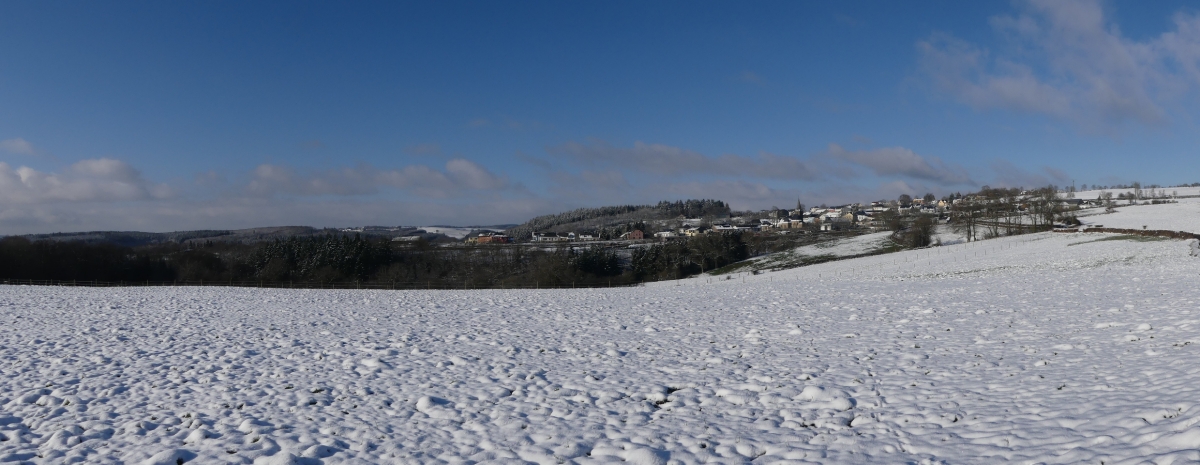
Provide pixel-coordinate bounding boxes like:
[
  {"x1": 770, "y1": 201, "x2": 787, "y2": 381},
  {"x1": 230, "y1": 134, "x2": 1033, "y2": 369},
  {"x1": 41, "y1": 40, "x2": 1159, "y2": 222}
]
[{"x1": 0, "y1": 278, "x2": 644, "y2": 291}]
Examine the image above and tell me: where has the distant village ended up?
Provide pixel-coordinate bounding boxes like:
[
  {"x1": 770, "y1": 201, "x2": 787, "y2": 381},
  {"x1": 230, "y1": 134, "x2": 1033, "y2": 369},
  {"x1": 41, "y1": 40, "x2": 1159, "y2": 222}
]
[
  {"x1": 336, "y1": 183, "x2": 1192, "y2": 248},
  {"x1": 437, "y1": 190, "x2": 1119, "y2": 246}
]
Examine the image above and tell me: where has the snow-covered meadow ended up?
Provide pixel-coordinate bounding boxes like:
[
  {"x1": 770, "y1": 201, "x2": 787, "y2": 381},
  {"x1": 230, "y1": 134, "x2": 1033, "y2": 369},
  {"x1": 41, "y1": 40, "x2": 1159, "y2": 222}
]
[
  {"x1": 4, "y1": 230, "x2": 1200, "y2": 464},
  {"x1": 1077, "y1": 196, "x2": 1200, "y2": 234},
  {"x1": 1075, "y1": 186, "x2": 1200, "y2": 200}
]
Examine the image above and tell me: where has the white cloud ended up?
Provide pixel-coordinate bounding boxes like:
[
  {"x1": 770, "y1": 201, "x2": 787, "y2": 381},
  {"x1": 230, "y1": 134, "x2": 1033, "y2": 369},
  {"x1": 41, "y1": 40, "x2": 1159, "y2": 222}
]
[
  {"x1": 826, "y1": 143, "x2": 974, "y2": 185},
  {"x1": 0, "y1": 146, "x2": 1070, "y2": 235},
  {"x1": 989, "y1": 160, "x2": 1071, "y2": 189},
  {"x1": 445, "y1": 159, "x2": 507, "y2": 190},
  {"x1": 663, "y1": 179, "x2": 784, "y2": 204},
  {"x1": 550, "y1": 140, "x2": 823, "y2": 180},
  {"x1": 0, "y1": 138, "x2": 37, "y2": 156},
  {"x1": 540, "y1": 170, "x2": 637, "y2": 205},
  {"x1": 551, "y1": 139, "x2": 974, "y2": 188},
  {"x1": 246, "y1": 159, "x2": 510, "y2": 199},
  {"x1": 0, "y1": 158, "x2": 168, "y2": 204},
  {"x1": 917, "y1": 0, "x2": 1200, "y2": 131},
  {"x1": 0, "y1": 157, "x2": 523, "y2": 234},
  {"x1": 0, "y1": 195, "x2": 556, "y2": 235}
]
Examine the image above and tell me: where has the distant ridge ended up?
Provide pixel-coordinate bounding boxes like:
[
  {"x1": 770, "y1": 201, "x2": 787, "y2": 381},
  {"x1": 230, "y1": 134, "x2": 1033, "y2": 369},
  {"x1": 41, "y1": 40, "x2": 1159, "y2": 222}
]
[
  {"x1": 505, "y1": 199, "x2": 730, "y2": 239},
  {"x1": 15, "y1": 226, "x2": 442, "y2": 246},
  {"x1": 426, "y1": 224, "x2": 518, "y2": 229}
]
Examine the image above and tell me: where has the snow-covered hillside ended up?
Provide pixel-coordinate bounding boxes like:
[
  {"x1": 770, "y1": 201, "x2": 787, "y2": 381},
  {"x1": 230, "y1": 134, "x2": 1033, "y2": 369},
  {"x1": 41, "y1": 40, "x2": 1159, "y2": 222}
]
[
  {"x1": 734, "y1": 232, "x2": 897, "y2": 273},
  {"x1": 3, "y1": 231, "x2": 1200, "y2": 464}
]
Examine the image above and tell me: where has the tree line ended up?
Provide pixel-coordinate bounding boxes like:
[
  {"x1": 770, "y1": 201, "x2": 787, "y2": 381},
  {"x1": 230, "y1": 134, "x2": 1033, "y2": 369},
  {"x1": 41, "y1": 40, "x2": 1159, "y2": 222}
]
[
  {"x1": 948, "y1": 185, "x2": 1073, "y2": 242},
  {"x1": 0, "y1": 231, "x2": 751, "y2": 288}
]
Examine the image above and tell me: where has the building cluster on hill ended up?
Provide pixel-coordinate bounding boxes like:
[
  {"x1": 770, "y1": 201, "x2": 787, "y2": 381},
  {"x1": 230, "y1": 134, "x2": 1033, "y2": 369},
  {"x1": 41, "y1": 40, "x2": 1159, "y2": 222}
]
[
  {"x1": 456, "y1": 197, "x2": 958, "y2": 245},
  {"x1": 463, "y1": 232, "x2": 512, "y2": 244},
  {"x1": 758, "y1": 198, "x2": 955, "y2": 233},
  {"x1": 413, "y1": 185, "x2": 1173, "y2": 247}
]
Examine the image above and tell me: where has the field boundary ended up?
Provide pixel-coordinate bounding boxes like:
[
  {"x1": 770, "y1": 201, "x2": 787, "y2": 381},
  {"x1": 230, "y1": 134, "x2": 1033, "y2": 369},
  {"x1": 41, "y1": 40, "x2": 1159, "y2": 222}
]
[
  {"x1": 1053, "y1": 227, "x2": 1199, "y2": 240},
  {"x1": 0, "y1": 279, "x2": 641, "y2": 290}
]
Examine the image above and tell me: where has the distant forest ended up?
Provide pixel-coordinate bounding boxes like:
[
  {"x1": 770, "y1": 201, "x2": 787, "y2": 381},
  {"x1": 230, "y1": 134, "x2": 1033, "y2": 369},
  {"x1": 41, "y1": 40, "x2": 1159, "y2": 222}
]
[
  {"x1": 505, "y1": 199, "x2": 731, "y2": 240},
  {"x1": 0, "y1": 231, "x2": 758, "y2": 288}
]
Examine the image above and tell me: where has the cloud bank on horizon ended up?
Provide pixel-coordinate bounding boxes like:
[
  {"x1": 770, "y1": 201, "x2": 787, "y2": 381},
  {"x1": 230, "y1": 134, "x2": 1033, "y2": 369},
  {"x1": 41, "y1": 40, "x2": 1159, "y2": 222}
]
[{"x1": 2, "y1": 0, "x2": 1199, "y2": 234}]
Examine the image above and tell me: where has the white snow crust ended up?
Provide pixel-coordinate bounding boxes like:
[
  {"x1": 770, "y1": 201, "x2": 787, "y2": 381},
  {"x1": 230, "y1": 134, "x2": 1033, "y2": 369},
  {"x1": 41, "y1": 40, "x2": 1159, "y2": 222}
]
[{"x1": 3, "y1": 232, "x2": 1200, "y2": 463}]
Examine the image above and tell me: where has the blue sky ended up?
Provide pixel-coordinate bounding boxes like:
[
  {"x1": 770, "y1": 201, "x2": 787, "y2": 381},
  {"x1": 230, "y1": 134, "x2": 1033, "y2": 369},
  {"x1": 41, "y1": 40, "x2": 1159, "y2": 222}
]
[{"x1": 3, "y1": 0, "x2": 1200, "y2": 233}]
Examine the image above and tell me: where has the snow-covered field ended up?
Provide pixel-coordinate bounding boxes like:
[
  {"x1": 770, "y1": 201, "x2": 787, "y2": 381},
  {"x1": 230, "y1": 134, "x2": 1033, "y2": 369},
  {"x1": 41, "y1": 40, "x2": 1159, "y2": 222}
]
[
  {"x1": 4, "y1": 232, "x2": 1200, "y2": 464},
  {"x1": 1076, "y1": 186, "x2": 1200, "y2": 199},
  {"x1": 415, "y1": 227, "x2": 478, "y2": 240},
  {"x1": 1077, "y1": 197, "x2": 1200, "y2": 234}
]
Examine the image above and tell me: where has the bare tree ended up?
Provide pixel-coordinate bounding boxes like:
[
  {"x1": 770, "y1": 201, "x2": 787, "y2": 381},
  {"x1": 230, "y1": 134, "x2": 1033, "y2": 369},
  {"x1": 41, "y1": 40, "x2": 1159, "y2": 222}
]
[
  {"x1": 1100, "y1": 191, "x2": 1115, "y2": 212},
  {"x1": 951, "y1": 196, "x2": 983, "y2": 242},
  {"x1": 1028, "y1": 186, "x2": 1063, "y2": 229}
]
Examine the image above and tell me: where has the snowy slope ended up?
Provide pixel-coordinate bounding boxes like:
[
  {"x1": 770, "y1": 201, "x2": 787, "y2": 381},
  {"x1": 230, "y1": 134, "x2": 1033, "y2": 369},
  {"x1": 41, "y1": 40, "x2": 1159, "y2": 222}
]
[
  {"x1": 740, "y1": 228, "x2": 966, "y2": 275},
  {"x1": 789, "y1": 231, "x2": 895, "y2": 258},
  {"x1": 736, "y1": 232, "x2": 898, "y2": 273},
  {"x1": 3, "y1": 232, "x2": 1200, "y2": 463}
]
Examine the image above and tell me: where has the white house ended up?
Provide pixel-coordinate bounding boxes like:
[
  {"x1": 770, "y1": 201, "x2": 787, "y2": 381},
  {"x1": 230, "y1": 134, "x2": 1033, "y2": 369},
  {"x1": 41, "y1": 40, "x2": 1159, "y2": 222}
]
[{"x1": 532, "y1": 232, "x2": 570, "y2": 242}]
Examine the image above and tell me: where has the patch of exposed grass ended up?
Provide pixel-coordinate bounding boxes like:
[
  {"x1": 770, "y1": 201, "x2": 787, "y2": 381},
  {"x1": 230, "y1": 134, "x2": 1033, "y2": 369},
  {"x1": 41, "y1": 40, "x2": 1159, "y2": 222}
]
[
  {"x1": 707, "y1": 260, "x2": 758, "y2": 275},
  {"x1": 708, "y1": 237, "x2": 907, "y2": 275}
]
